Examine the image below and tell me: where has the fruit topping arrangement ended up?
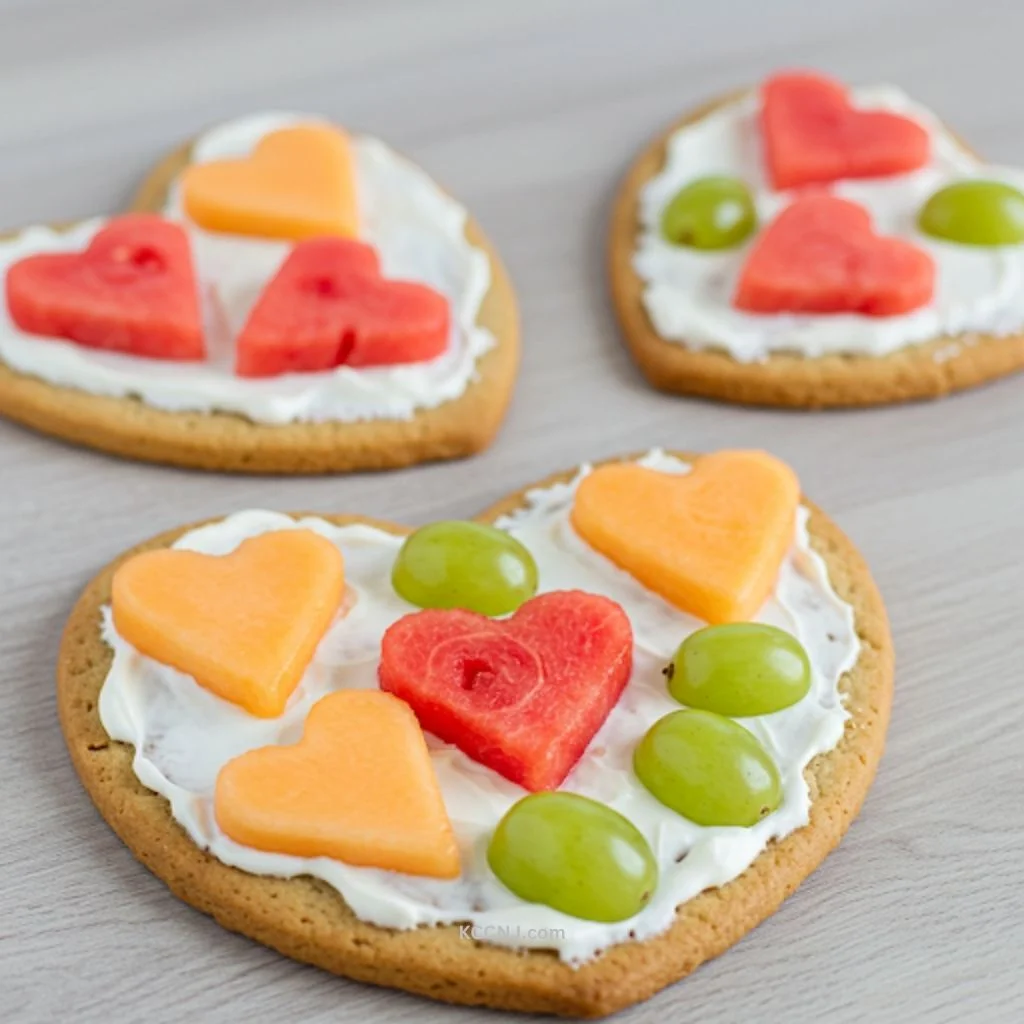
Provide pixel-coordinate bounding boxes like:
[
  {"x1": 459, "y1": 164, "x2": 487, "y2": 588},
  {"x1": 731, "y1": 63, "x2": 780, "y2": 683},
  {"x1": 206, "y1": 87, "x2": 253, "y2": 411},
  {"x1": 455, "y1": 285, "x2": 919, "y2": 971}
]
[
  {"x1": 106, "y1": 452, "x2": 833, "y2": 926},
  {"x1": 3, "y1": 123, "x2": 452, "y2": 376},
  {"x1": 656, "y1": 70, "x2": 1024, "y2": 318}
]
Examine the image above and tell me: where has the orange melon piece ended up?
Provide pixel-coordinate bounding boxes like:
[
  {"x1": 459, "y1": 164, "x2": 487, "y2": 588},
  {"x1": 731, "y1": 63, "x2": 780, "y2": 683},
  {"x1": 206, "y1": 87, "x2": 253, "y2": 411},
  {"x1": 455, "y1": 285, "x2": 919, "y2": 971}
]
[
  {"x1": 571, "y1": 451, "x2": 800, "y2": 624},
  {"x1": 111, "y1": 529, "x2": 344, "y2": 717},
  {"x1": 181, "y1": 124, "x2": 359, "y2": 241},
  {"x1": 214, "y1": 690, "x2": 460, "y2": 878}
]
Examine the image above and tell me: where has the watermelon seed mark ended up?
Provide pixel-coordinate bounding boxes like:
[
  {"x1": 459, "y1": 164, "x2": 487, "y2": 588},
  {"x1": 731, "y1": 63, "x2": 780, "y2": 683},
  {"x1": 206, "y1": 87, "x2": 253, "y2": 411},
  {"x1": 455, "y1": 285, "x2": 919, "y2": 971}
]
[
  {"x1": 112, "y1": 244, "x2": 165, "y2": 273},
  {"x1": 334, "y1": 328, "x2": 356, "y2": 366},
  {"x1": 307, "y1": 274, "x2": 343, "y2": 298},
  {"x1": 459, "y1": 657, "x2": 496, "y2": 692}
]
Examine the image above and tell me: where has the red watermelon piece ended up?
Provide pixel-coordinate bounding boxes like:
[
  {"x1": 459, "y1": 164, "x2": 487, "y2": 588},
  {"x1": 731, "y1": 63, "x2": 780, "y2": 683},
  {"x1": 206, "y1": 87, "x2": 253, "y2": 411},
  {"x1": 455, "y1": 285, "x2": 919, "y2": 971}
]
[
  {"x1": 234, "y1": 238, "x2": 450, "y2": 378},
  {"x1": 378, "y1": 591, "x2": 634, "y2": 792},
  {"x1": 5, "y1": 213, "x2": 204, "y2": 360},
  {"x1": 734, "y1": 194, "x2": 934, "y2": 316},
  {"x1": 761, "y1": 71, "x2": 930, "y2": 190}
]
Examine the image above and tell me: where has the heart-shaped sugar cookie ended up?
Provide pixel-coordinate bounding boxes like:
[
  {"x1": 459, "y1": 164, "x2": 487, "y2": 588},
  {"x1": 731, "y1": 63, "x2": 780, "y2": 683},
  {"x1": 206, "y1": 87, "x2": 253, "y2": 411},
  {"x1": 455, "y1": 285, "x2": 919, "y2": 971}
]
[
  {"x1": 181, "y1": 124, "x2": 358, "y2": 241},
  {"x1": 214, "y1": 690, "x2": 460, "y2": 878},
  {"x1": 379, "y1": 590, "x2": 633, "y2": 792},
  {"x1": 570, "y1": 451, "x2": 800, "y2": 624},
  {"x1": 111, "y1": 529, "x2": 344, "y2": 717},
  {"x1": 5, "y1": 214, "x2": 204, "y2": 360},
  {"x1": 60, "y1": 453, "x2": 893, "y2": 1016},
  {"x1": 733, "y1": 194, "x2": 935, "y2": 316},
  {"x1": 235, "y1": 238, "x2": 450, "y2": 377},
  {"x1": 761, "y1": 70, "x2": 930, "y2": 190}
]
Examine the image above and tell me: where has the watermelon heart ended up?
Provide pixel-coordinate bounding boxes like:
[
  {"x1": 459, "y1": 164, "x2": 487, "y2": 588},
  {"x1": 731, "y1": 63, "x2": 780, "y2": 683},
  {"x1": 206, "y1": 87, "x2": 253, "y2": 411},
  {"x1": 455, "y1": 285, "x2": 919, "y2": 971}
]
[
  {"x1": 5, "y1": 213, "x2": 205, "y2": 360},
  {"x1": 378, "y1": 591, "x2": 633, "y2": 792},
  {"x1": 234, "y1": 237, "x2": 450, "y2": 377},
  {"x1": 761, "y1": 70, "x2": 930, "y2": 190},
  {"x1": 733, "y1": 194, "x2": 935, "y2": 316}
]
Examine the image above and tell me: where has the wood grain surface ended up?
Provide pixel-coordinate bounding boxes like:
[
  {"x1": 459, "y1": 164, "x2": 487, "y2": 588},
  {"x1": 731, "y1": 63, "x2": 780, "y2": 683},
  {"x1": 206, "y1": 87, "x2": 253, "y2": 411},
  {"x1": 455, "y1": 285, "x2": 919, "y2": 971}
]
[{"x1": 1, "y1": 2, "x2": 1021, "y2": 1022}]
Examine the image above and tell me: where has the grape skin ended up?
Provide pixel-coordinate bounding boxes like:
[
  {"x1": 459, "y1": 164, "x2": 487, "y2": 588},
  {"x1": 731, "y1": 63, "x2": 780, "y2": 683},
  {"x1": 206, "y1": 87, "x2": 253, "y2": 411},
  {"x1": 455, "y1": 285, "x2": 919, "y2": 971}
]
[
  {"x1": 666, "y1": 622, "x2": 812, "y2": 717},
  {"x1": 487, "y1": 792, "x2": 658, "y2": 923},
  {"x1": 661, "y1": 176, "x2": 757, "y2": 250},
  {"x1": 634, "y1": 709, "x2": 782, "y2": 827},
  {"x1": 919, "y1": 180, "x2": 1024, "y2": 245},
  {"x1": 391, "y1": 520, "x2": 538, "y2": 616}
]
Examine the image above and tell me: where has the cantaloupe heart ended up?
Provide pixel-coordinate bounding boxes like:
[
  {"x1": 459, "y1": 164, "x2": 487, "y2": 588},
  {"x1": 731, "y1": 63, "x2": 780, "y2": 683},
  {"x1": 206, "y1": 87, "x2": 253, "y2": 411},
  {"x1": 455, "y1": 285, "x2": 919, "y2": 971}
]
[
  {"x1": 111, "y1": 529, "x2": 344, "y2": 717},
  {"x1": 181, "y1": 124, "x2": 358, "y2": 241},
  {"x1": 761, "y1": 70, "x2": 930, "y2": 190},
  {"x1": 733, "y1": 194, "x2": 935, "y2": 316},
  {"x1": 214, "y1": 690, "x2": 460, "y2": 878},
  {"x1": 570, "y1": 450, "x2": 800, "y2": 624}
]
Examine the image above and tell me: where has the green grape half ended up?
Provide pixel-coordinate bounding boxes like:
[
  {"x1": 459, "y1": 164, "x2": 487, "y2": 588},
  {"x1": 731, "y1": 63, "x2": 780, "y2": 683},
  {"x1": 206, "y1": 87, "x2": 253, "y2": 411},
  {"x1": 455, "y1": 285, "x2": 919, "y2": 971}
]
[
  {"x1": 391, "y1": 520, "x2": 538, "y2": 616},
  {"x1": 666, "y1": 623, "x2": 811, "y2": 717},
  {"x1": 918, "y1": 180, "x2": 1024, "y2": 245},
  {"x1": 660, "y1": 176, "x2": 757, "y2": 249},
  {"x1": 487, "y1": 792, "x2": 658, "y2": 922},
  {"x1": 634, "y1": 709, "x2": 781, "y2": 827}
]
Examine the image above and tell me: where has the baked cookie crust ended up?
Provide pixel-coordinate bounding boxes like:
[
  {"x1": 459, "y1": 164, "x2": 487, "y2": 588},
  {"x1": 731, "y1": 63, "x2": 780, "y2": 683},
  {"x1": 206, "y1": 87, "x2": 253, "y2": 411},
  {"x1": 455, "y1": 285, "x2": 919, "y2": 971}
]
[
  {"x1": 0, "y1": 138, "x2": 519, "y2": 473},
  {"x1": 57, "y1": 453, "x2": 893, "y2": 1017},
  {"x1": 608, "y1": 94, "x2": 1024, "y2": 408}
]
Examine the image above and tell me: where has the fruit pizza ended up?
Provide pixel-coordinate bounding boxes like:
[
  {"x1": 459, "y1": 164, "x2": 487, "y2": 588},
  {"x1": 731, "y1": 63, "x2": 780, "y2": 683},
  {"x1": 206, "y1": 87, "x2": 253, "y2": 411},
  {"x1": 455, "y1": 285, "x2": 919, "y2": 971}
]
[
  {"x1": 58, "y1": 448, "x2": 892, "y2": 1017},
  {"x1": 0, "y1": 114, "x2": 518, "y2": 472},
  {"x1": 610, "y1": 69, "x2": 1024, "y2": 407}
]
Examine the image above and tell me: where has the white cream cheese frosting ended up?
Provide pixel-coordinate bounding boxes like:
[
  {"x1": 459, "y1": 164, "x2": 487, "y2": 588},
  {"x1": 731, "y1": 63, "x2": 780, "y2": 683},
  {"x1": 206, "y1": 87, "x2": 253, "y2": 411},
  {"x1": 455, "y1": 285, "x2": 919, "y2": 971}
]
[
  {"x1": 97, "y1": 452, "x2": 859, "y2": 963},
  {"x1": 0, "y1": 113, "x2": 494, "y2": 424},
  {"x1": 635, "y1": 86, "x2": 1024, "y2": 361}
]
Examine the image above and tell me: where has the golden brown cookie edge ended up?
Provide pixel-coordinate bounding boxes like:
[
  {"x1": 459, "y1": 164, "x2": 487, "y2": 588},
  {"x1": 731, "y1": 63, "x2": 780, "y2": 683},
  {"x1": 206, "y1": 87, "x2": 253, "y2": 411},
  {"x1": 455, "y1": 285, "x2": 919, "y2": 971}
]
[
  {"x1": 607, "y1": 92, "x2": 1024, "y2": 408},
  {"x1": 0, "y1": 135, "x2": 520, "y2": 473},
  {"x1": 57, "y1": 452, "x2": 893, "y2": 1017}
]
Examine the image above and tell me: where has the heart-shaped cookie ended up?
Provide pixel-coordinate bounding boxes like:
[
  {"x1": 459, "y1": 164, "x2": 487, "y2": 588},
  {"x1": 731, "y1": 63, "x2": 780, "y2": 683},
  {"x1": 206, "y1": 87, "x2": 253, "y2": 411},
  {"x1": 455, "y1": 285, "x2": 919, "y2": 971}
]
[
  {"x1": 214, "y1": 690, "x2": 460, "y2": 878},
  {"x1": 379, "y1": 590, "x2": 633, "y2": 791},
  {"x1": 235, "y1": 238, "x2": 450, "y2": 377},
  {"x1": 5, "y1": 213, "x2": 204, "y2": 360},
  {"x1": 0, "y1": 114, "x2": 520, "y2": 474},
  {"x1": 181, "y1": 124, "x2": 358, "y2": 241},
  {"x1": 761, "y1": 70, "x2": 930, "y2": 190},
  {"x1": 111, "y1": 529, "x2": 344, "y2": 717},
  {"x1": 60, "y1": 453, "x2": 893, "y2": 1016},
  {"x1": 733, "y1": 194, "x2": 935, "y2": 316},
  {"x1": 571, "y1": 450, "x2": 800, "y2": 624}
]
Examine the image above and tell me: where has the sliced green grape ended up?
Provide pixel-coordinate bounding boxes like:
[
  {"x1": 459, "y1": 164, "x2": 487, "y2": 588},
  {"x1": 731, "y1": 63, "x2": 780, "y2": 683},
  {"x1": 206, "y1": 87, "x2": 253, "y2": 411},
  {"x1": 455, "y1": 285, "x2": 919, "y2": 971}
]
[
  {"x1": 634, "y1": 710, "x2": 781, "y2": 827},
  {"x1": 666, "y1": 623, "x2": 811, "y2": 717},
  {"x1": 487, "y1": 792, "x2": 657, "y2": 922},
  {"x1": 660, "y1": 176, "x2": 757, "y2": 249},
  {"x1": 918, "y1": 180, "x2": 1024, "y2": 245},
  {"x1": 392, "y1": 520, "x2": 538, "y2": 616}
]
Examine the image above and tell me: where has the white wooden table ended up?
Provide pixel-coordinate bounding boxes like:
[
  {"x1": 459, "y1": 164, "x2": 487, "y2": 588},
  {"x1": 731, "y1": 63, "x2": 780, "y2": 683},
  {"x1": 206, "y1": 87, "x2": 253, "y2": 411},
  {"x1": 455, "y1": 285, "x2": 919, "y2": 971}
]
[{"x1": 2, "y1": 2, "x2": 1022, "y2": 1021}]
